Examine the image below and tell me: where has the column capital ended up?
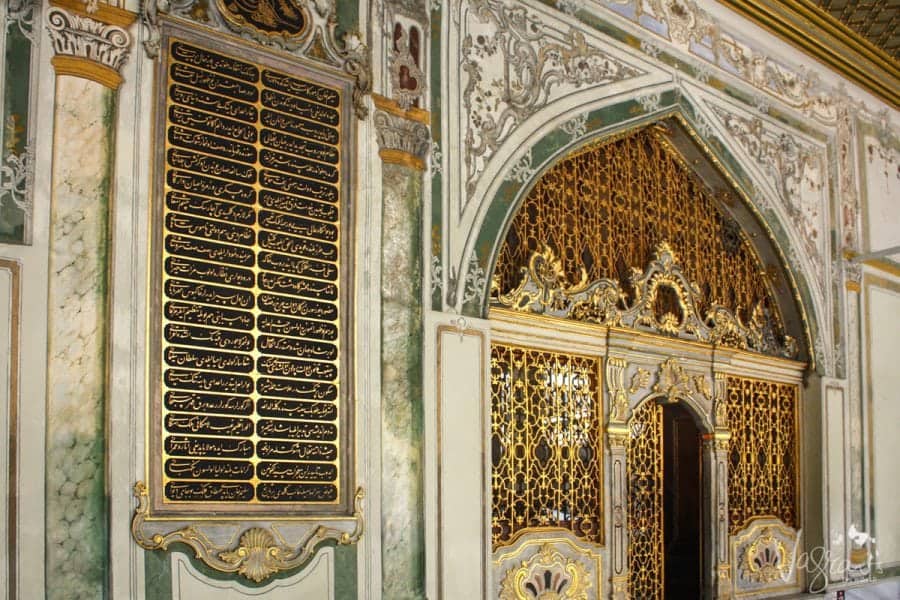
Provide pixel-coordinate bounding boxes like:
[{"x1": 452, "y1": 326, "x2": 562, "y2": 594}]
[
  {"x1": 46, "y1": 4, "x2": 134, "y2": 89},
  {"x1": 373, "y1": 94, "x2": 430, "y2": 171}
]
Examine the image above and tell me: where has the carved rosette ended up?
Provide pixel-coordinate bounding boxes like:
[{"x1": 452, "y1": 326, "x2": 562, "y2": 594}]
[
  {"x1": 373, "y1": 105, "x2": 431, "y2": 171},
  {"x1": 131, "y1": 482, "x2": 366, "y2": 582},
  {"x1": 47, "y1": 6, "x2": 132, "y2": 89}
]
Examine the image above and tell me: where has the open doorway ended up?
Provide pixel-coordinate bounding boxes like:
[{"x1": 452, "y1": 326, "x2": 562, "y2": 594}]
[{"x1": 663, "y1": 403, "x2": 703, "y2": 599}]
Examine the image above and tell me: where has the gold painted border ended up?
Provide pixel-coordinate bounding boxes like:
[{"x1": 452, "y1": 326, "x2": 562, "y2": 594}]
[
  {"x1": 719, "y1": 0, "x2": 899, "y2": 108},
  {"x1": 51, "y1": 55, "x2": 122, "y2": 90},
  {"x1": 379, "y1": 148, "x2": 425, "y2": 171},
  {"x1": 372, "y1": 94, "x2": 430, "y2": 125},
  {"x1": 436, "y1": 324, "x2": 487, "y2": 600},
  {"x1": 0, "y1": 259, "x2": 21, "y2": 600},
  {"x1": 49, "y1": 0, "x2": 137, "y2": 27}
]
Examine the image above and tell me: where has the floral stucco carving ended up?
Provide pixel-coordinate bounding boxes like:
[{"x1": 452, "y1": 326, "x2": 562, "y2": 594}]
[
  {"x1": 461, "y1": 0, "x2": 642, "y2": 200},
  {"x1": 595, "y1": 0, "x2": 836, "y2": 123},
  {"x1": 708, "y1": 104, "x2": 827, "y2": 297}
]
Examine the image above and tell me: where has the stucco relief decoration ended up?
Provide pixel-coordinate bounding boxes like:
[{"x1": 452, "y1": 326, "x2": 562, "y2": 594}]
[
  {"x1": 866, "y1": 113, "x2": 900, "y2": 181},
  {"x1": 492, "y1": 242, "x2": 797, "y2": 358},
  {"x1": 460, "y1": 0, "x2": 642, "y2": 199},
  {"x1": 731, "y1": 517, "x2": 800, "y2": 594},
  {"x1": 709, "y1": 105, "x2": 827, "y2": 289},
  {"x1": 131, "y1": 482, "x2": 366, "y2": 582},
  {"x1": 0, "y1": 141, "x2": 32, "y2": 217},
  {"x1": 499, "y1": 543, "x2": 592, "y2": 600},
  {"x1": 46, "y1": 6, "x2": 131, "y2": 72},
  {"x1": 390, "y1": 27, "x2": 426, "y2": 110},
  {"x1": 8, "y1": 0, "x2": 36, "y2": 40},
  {"x1": 598, "y1": 0, "x2": 836, "y2": 123},
  {"x1": 836, "y1": 101, "x2": 860, "y2": 251}
]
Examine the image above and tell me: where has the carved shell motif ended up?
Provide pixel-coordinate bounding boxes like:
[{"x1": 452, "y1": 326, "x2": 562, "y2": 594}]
[
  {"x1": 219, "y1": 528, "x2": 290, "y2": 583},
  {"x1": 499, "y1": 543, "x2": 591, "y2": 600}
]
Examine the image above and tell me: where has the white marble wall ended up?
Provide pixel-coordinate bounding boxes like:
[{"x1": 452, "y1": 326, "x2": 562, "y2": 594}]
[{"x1": 864, "y1": 280, "x2": 900, "y2": 569}]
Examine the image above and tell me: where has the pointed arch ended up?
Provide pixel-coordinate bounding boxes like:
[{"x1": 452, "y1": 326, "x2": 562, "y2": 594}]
[{"x1": 459, "y1": 87, "x2": 822, "y2": 371}]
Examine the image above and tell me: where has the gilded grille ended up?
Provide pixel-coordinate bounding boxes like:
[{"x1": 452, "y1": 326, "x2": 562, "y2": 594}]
[
  {"x1": 490, "y1": 343, "x2": 602, "y2": 548},
  {"x1": 726, "y1": 376, "x2": 799, "y2": 534},
  {"x1": 494, "y1": 127, "x2": 781, "y2": 328},
  {"x1": 626, "y1": 400, "x2": 664, "y2": 600}
]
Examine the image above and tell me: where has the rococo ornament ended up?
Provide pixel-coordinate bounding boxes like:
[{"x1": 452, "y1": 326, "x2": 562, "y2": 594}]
[
  {"x1": 491, "y1": 242, "x2": 798, "y2": 359},
  {"x1": 499, "y1": 543, "x2": 592, "y2": 600},
  {"x1": 130, "y1": 482, "x2": 365, "y2": 582}
]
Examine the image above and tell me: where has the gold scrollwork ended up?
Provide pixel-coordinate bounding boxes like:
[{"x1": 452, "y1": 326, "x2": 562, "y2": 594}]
[
  {"x1": 493, "y1": 242, "x2": 797, "y2": 359},
  {"x1": 130, "y1": 482, "x2": 365, "y2": 582},
  {"x1": 499, "y1": 543, "x2": 592, "y2": 600}
]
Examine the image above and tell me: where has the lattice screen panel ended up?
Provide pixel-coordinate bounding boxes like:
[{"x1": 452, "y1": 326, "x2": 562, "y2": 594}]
[
  {"x1": 726, "y1": 376, "x2": 799, "y2": 534},
  {"x1": 490, "y1": 343, "x2": 602, "y2": 548},
  {"x1": 626, "y1": 400, "x2": 664, "y2": 600}
]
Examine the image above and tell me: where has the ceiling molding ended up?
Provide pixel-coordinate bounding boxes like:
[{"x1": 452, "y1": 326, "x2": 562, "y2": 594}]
[{"x1": 720, "y1": 0, "x2": 900, "y2": 109}]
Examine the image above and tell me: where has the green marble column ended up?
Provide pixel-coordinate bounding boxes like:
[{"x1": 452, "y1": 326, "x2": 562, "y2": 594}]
[{"x1": 375, "y1": 106, "x2": 430, "y2": 598}]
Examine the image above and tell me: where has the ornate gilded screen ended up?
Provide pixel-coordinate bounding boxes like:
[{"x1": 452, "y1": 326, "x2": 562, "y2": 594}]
[
  {"x1": 492, "y1": 126, "x2": 789, "y2": 351},
  {"x1": 726, "y1": 376, "x2": 799, "y2": 534},
  {"x1": 490, "y1": 342, "x2": 603, "y2": 548}
]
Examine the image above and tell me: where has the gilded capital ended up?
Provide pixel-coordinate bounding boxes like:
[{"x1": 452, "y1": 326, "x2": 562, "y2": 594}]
[
  {"x1": 373, "y1": 105, "x2": 431, "y2": 171},
  {"x1": 46, "y1": 6, "x2": 132, "y2": 89}
]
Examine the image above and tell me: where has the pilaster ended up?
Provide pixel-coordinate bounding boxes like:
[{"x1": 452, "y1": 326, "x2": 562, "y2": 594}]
[
  {"x1": 374, "y1": 93, "x2": 430, "y2": 598},
  {"x1": 44, "y1": 3, "x2": 133, "y2": 597}
]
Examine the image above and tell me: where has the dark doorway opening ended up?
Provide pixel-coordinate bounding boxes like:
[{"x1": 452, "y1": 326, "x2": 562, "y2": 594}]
[{"x1": 663, "y1": 403, "x2": 703, "y2": 599}]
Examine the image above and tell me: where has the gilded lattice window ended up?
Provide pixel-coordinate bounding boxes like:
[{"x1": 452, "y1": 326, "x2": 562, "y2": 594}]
[
  {"x1": 626, "y1": 401, "x2": 664, "y2": 600},
  {"x1": 493, "y1": 127, "x2": 781, "y2": 327},
  {"x1": 726, "y1": 376, "x2": 799, "y2": 534},
  {"x1": 490, "y1": 343, "x2": 602, "y2": 548}
]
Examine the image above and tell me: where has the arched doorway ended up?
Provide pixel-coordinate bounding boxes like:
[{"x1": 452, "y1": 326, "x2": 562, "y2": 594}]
[
  {"x1": 487, "y1": 119, "x2": 808, "y2": 598},
  {"x1": 627, "y1": 395, "x2": 707, "y2": 600}
]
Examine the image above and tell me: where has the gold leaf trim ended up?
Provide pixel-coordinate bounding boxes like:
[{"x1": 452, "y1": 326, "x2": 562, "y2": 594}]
[{"x1": 130, "y1": 482, "x2": 365, "y2": 582}]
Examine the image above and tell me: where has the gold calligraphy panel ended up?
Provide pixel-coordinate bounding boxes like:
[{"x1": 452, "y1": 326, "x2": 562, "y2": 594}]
[{"x1": 150, "y1": 35, "x2": 353, "y2": 516}]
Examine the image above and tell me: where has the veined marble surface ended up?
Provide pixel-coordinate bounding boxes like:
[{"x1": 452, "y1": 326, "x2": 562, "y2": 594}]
[
  {"x1": 45, "y1": 76, "x2": 113, "y2": 600},
  {"x1": 381, "y1": 163, "x2": 425, "y2": 599}
]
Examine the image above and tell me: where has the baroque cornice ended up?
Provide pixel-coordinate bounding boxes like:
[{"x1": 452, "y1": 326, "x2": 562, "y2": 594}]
[
  {"x1": 46, "y1": 5, "x2": 132, "y2": 89},
  {"x1": 718, "y1": 0, "x2": 900, "y2": 109}
]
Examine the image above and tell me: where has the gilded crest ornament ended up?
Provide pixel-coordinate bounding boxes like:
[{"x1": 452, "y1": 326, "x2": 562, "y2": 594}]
[
  {"x1": 499, "y1": 543, "x2": 592, "y2": 600},
  {"x1": 215, "y1": 0, "x2": 312, "y2": 45},
  {"x1": 492, "y1": 241, "x2": 798, "y2": 359}
]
